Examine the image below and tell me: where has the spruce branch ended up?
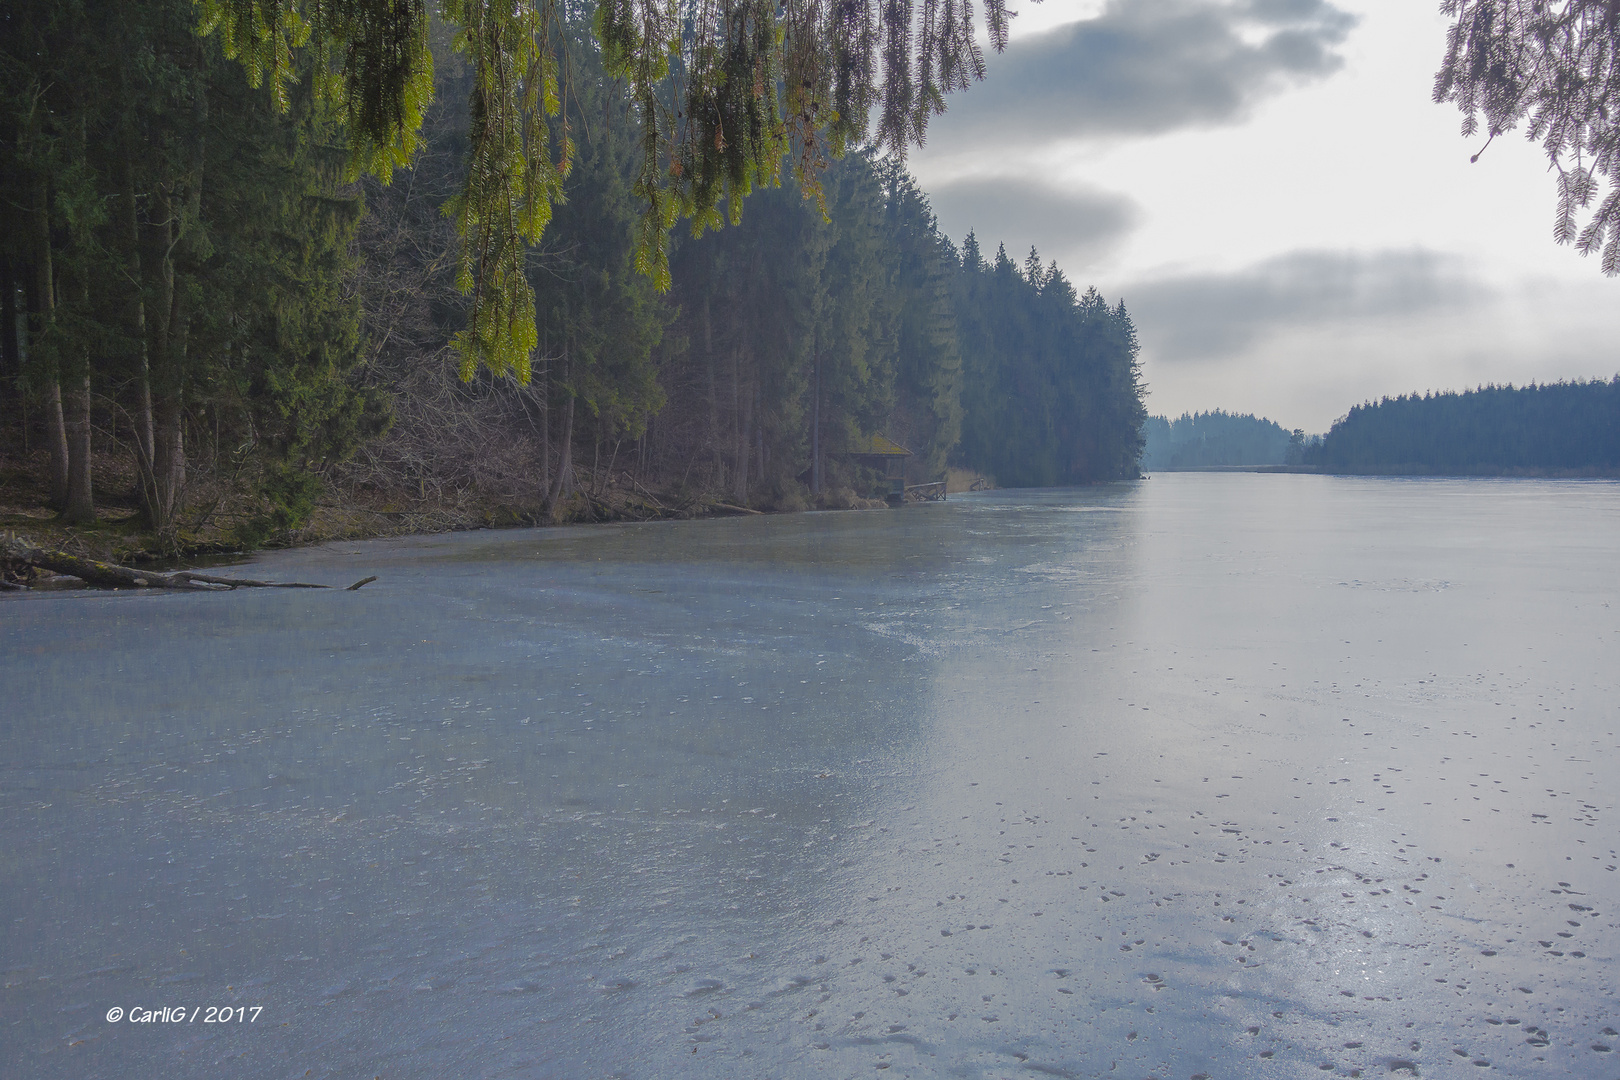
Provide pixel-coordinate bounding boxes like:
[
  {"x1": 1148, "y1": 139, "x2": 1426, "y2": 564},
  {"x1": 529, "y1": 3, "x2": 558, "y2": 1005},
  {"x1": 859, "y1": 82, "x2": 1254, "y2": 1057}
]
[{"x1": 204, "y1": 0, "x2": 1020, "y2": 382}]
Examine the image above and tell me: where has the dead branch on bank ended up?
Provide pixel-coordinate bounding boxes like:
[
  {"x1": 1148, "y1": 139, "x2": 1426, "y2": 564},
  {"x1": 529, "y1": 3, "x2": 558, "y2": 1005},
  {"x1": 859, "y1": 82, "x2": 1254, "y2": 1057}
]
[{"x1": 1, "y1": 536, "x2": 376, "y2": 592}]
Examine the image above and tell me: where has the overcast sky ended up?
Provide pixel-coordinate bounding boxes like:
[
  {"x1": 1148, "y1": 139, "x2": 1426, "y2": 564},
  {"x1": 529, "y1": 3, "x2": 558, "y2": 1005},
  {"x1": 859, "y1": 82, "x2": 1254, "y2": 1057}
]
[{"x1": 907, "y1": 0, "x2": 1620, "y2": 432}]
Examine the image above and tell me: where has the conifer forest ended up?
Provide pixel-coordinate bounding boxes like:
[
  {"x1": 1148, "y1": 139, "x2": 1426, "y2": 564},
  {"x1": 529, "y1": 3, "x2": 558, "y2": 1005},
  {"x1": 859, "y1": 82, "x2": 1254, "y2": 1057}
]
[
  {"x1": 0, "y1": 2, "x2": 1147, "y2": 553},
  {"x1": 1303, "y1": 378, "x2": 1620, "y2": 476},
  {"x1": 1139, "y1": 410, "x2": 1294, "y2": 471}
]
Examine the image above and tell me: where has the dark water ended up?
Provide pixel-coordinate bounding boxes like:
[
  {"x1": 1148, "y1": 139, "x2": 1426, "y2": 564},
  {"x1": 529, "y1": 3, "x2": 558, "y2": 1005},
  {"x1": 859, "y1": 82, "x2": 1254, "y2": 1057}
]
[{"x1": 3, "y1": 474, "x2": 1616, "y2": 1079}]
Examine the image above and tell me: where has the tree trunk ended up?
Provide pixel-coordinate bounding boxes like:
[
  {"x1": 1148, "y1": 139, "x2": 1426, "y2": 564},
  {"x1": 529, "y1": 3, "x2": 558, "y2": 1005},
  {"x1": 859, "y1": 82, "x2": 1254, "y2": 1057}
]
[
  {"x1": 145, "y1": 180, "x2": 186, "y2": 533},
  {"x1": 61, "y1": 370, "x2": 94, "y2": 523},
  {"x1": 117, "y1": 36, "x2": 154, "y2": 484},
  {"x1": 811, "y1": 344, "x2": 822, "y2": 495},
  {"x1": 29, "y1": 171, "x2": 68, "y2": 506},
  {"x1": 538, "y1": 369, "x2": 551, "y2": 495},
  {"x1": 548, "y1": 361, "x2": 575, "y2": 519},
  {"x1": 142, "y1": 78, "x2": 204, "y2": 537},
  {"x1": 123, "y1": 151, "x2": 154, "y2": 485},
  {"x1": 703, "y1": 295, "x2": 722, "y2": 491},
  {"x1": 60, "y1": 228, "x2": 96, "y2": 525},
  {"x1": 733, "y1": 347, "x2": 751, "y2": 504},
  {"x1": 54, "y1": 115, "x2": 96, "y2": 524},
  {"x1": 42, "y1": 382, "x2": 68, "y2": 503},
  {"x1": 590, "y1": 430, "x2": 601, "y2": 496},
  {"x1": 0, "y1": 255, "x2": 19, "y2": 401},
  {"x1": 150, "y1": 381, "x2": 185, "y2": 530},
  {"x1": 755, "y1": 391, "x2": 765, "y2": 481}
]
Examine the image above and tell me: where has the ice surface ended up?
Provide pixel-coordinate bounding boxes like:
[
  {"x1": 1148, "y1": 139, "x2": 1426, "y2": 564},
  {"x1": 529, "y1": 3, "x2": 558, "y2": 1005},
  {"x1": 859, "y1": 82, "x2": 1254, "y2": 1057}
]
[{"x1": 2, "y1": 474, "x2": 1617, "y2": 1078}]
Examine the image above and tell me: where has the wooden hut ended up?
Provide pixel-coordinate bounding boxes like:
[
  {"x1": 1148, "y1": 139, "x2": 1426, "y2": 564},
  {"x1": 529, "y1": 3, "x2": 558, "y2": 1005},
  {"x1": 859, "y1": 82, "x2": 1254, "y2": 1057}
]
[{"x1": 841, "y1": 434, "x2": 913, "y2": 506}]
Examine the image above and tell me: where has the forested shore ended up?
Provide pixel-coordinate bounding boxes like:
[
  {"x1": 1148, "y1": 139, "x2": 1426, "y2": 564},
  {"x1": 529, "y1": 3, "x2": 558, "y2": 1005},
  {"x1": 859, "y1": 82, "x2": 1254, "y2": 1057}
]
[
  {"x1": 0, "y1": 4, "x2": 1146, "y2": 569},
  {"x1": 1140, "y1": 410, "x2": 1296, "y2": 470},
  {"x1": 1299, "y1": 379, "x2": 1620, "y2": 477}
]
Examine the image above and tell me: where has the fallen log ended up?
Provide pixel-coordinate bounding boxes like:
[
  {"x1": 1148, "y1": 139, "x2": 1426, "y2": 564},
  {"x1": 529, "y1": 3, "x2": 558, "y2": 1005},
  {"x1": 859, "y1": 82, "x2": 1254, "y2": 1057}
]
[
  {"x1": 709, "y1": 502, "x2": 764, "y2": 516},
  {"x1": 1, "y1": 539, "x2": 220, "y2": 590},
  {"x1": 168, "y1": 570, "x2": 325, "y2": 589},
  {"x1": 0, "y1": 536, "x2": 375, "y2": 592}
]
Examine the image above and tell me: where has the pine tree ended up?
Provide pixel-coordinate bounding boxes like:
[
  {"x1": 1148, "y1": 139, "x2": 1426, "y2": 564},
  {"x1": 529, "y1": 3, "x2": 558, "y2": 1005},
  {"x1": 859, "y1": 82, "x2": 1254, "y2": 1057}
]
[
  {"x1": 877, "y1": 162, "x2": 960, "y2": 483},
  {"x1": 196, "y1": 60, "x2": 390, "y2": 543},
  {"x1": 954, "y1": 237, "x2": 1145, "y2": 486},
  {"x1": 2, "y1": 0, "x2": 391, "y2": 542},
  {"x1": 0, "y1": 0, "x2": 104, "y2": 522}
]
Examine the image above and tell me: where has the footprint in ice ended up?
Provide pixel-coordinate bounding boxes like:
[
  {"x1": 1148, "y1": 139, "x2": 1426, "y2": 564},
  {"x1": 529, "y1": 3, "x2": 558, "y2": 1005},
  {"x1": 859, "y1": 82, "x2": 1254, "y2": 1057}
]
[
  {"x1": 499, "y1": 981, "x2": 542, "y2": 994},
  {"x1": 683, "y1": 978, "x2": 725, "y2": 997}
]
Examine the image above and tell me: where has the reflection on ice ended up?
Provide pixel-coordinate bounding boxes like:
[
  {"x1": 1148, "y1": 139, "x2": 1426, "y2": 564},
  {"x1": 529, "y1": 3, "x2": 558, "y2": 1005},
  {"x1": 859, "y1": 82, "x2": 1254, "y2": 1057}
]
[{"x1": 2, "y1": 475, "x2": 1617, "y2": 1078}]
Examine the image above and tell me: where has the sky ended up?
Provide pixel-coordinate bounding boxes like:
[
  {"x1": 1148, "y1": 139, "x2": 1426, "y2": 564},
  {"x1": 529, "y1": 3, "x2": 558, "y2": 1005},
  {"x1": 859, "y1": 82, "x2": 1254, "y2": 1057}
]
[{"x1": 906, "y1": 0, "x2": 1620, "y2": 432}]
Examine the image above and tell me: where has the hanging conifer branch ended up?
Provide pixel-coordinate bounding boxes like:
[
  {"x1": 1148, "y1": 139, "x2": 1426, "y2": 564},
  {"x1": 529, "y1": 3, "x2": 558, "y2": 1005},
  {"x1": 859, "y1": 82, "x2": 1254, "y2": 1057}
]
[
  {"x1": 197, "y1": 0, "x2": 436, "y2": 176},
  {"x1": 1436, "y1": 0, "x2": 1620, "y2": 273},
  {"x1": 439, "y1": 0, "x2": 572, "y2": 383},
  {"x1": 199, "y1": 0, "x2": 1023, "y2": 381}
]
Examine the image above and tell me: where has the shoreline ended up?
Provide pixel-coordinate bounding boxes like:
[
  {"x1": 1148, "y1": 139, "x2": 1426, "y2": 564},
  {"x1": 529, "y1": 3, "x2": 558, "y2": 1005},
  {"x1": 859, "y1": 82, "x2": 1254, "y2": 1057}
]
[
  {"x1": 0, "y1": 497, "x2": 803, "y2": 590},
  {"x1": 2, "y1": 477, "x2": 998, "y2": 591},
  {"x1": 1, "y1": 444, "x2": 1001, "y2": 589},
  {"x1": 11, "y1": 465, "x2": 1617, "y2": 589}
]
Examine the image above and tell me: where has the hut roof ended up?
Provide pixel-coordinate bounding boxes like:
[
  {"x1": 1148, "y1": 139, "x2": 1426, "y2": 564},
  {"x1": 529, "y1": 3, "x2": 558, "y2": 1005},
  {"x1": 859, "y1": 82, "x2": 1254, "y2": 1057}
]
[{"x1": 844, "y1": 433, "x2": 913, "y2": 457}]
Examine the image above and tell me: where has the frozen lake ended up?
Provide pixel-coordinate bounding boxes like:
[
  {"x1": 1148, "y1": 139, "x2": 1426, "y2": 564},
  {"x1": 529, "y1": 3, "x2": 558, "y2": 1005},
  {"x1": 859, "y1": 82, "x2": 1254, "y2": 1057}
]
[{"x1": 3, "y1": 473, "x2": 1617, "y2": 1079}]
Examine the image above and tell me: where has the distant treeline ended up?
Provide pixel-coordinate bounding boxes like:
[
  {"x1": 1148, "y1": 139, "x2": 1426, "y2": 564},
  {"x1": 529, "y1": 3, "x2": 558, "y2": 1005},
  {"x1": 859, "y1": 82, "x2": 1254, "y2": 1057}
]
[
  {"x1": 1305, "y1": 379, "x2": 1620, "y2": 475},
  {"x1": 0, "y1": 7, "x2": 1146, "y2": 545},
  {"x1": 1141, "y1": 410, "x2": 1294, "y2": 469}
]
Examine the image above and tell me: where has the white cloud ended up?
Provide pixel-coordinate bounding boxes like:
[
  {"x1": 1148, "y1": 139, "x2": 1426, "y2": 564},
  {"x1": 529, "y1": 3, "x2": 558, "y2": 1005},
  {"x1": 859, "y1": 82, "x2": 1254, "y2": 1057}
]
[
  {"x1": 924, "y1": 0, "x2": 1356, "y2": 147},
  {"x1": 926, "y1": 178, "x2": 1138, "y2": 269},
  {"x1": 1124, "y1": 248, "x2": 1487, "y2": 362}
]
